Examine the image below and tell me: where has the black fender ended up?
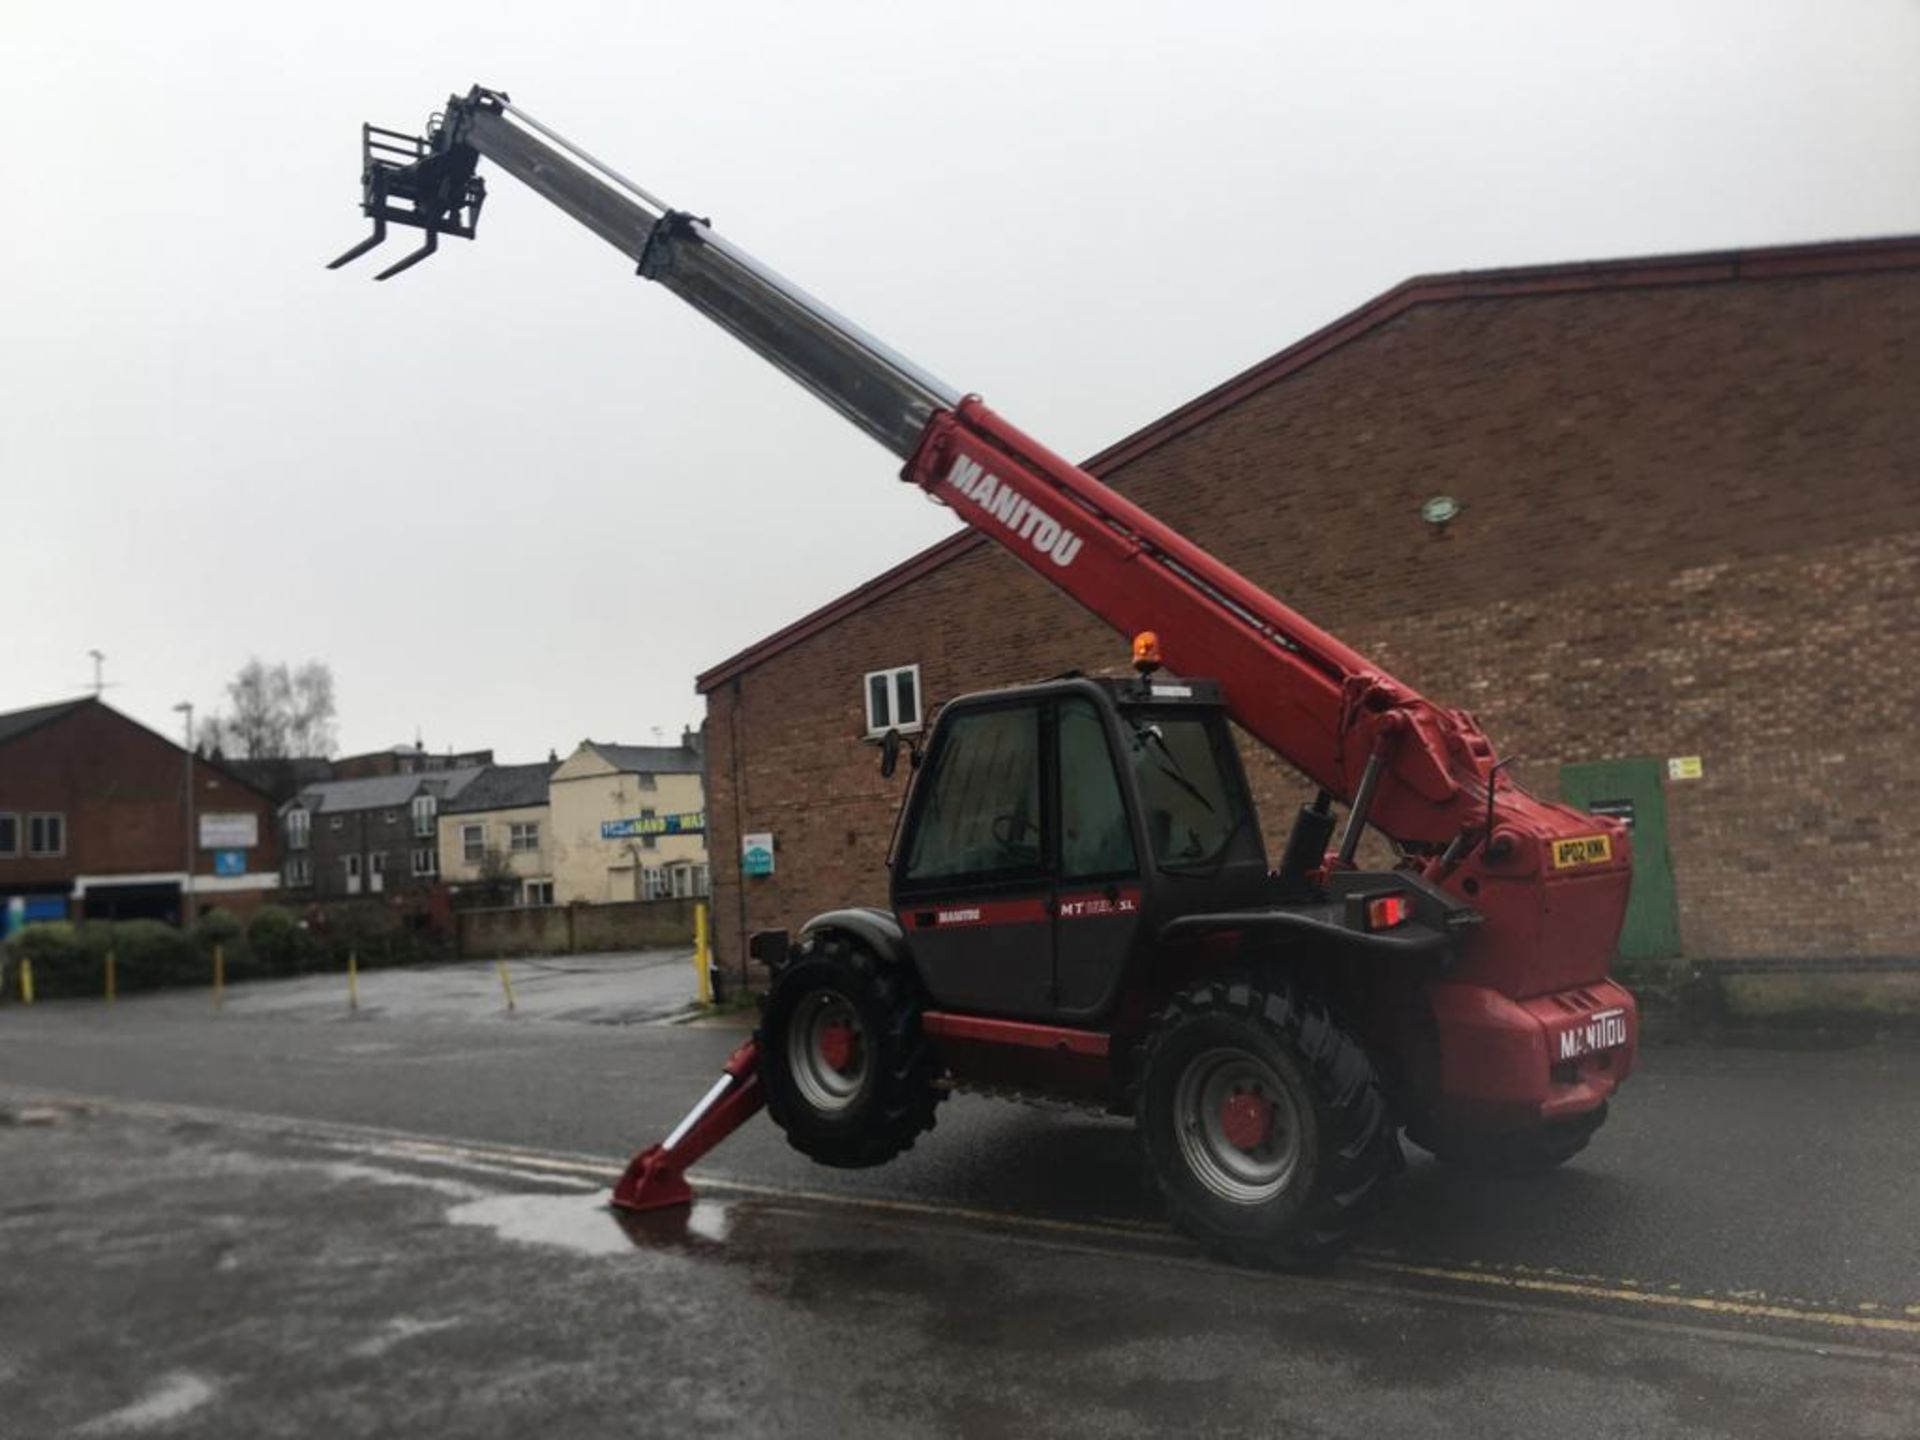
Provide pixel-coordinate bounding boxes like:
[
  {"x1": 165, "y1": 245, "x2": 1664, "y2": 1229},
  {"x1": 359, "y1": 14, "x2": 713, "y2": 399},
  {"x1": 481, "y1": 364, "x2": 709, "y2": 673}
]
[
  {"x1": 798, "y1": 906, "x2": 913, "y2": 972},
  {"x1": 1159, "y1": 906, "x2": 1449, "y2": 961}
]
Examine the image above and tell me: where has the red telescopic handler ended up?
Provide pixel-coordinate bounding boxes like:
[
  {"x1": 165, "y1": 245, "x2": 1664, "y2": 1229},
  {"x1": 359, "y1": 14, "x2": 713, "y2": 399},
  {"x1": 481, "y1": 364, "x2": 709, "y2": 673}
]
[{"x1": 334, "y1": 88, "x2": 1638, "y2": 1266}]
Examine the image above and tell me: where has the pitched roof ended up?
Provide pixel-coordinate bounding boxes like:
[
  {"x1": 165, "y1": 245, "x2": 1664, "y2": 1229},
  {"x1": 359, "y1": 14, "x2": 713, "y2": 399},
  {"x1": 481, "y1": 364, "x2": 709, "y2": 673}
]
[
  {"x1": 695, "y1": 231, "x2": 1920, "y2": 693},
  {"x1": 589, "y1": 743, "x2": 704, "y2": 776},
  {"x1": 288, "y1": 766, "x2": 485, "y2": 815},
  {"x1": 0, "y1": 697, "x2": 91, "y2": 747},
  {"x1": 443, "y1": 763, "x2": 555, "y2": 814}
]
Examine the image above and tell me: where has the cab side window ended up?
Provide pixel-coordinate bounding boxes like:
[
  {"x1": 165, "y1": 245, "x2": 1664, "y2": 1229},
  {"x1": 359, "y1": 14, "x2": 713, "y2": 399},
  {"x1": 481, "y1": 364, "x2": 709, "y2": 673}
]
[
  {"x1": 1057, "y1": 698, "x2": 1136, "y2": 880},
  {"x1": 903, "y1": 706, "x2": 1043, "y2": 884}
]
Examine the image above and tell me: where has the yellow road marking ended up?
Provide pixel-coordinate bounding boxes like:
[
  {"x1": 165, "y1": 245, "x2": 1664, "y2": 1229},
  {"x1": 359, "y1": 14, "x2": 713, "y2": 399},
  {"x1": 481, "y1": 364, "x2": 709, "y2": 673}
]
[{"x1": 1356, "y1": 1258, "x2": 1920, "y2": 1336}]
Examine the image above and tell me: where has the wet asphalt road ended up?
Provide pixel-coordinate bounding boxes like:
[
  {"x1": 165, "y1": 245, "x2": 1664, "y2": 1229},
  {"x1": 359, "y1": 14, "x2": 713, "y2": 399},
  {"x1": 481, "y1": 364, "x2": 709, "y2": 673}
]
[{"x1": 2, "y1": 973, "x2": 1918, "y2": 1436}]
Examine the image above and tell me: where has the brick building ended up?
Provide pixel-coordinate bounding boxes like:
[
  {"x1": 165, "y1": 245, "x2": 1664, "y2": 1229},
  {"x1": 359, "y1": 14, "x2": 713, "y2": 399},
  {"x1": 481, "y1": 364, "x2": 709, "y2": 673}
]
[
  {"x1": 0, "y1": 698, "x2": 282, "y2": 924},
  {"x1": 696, "y1": 236, "x2": 1920, "y2": 983},
  {"x1": 280, "y1": 768, "x2": 483, "y2": 901}
]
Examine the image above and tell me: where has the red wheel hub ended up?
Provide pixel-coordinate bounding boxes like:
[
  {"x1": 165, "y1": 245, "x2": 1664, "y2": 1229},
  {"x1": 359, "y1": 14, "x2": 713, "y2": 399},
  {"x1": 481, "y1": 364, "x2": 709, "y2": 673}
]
[
  {"x1": 1219, "y1": 1091, "x2": 1272, "y2": 1152},
  {"x1": 817, "y1": 1020, "x2": 858, "y2": 1073}
]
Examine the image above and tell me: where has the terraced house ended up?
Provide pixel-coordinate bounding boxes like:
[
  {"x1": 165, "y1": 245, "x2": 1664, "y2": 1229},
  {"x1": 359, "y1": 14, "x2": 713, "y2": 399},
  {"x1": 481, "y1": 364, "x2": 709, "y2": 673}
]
[
  {"x1": 279, "y1": 767, "x2": 483, "y2": 901},
  {"x1": 438, "y1": 762, "x2": 558, "y2": 907}
]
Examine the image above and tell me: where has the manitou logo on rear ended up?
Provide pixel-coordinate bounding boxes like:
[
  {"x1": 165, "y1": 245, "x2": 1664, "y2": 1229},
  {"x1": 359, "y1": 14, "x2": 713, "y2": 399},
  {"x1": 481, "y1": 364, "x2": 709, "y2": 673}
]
[
  {"x1": 935, "y1": 908, "x2": 982, "y2": 926},
  {"x1": 946, "y1": 456, "x2": 1084, "y2": 568},
  {"x1": 1557, "y1": 1008, "x2": 1629, "y2": 1061}
]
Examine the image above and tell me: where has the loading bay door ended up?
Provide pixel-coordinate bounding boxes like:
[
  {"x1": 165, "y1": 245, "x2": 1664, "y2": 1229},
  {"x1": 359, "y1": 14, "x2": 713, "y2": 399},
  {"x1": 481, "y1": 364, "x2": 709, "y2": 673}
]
[{"x1": 1559, "y1": 757, "x2": 1682, "y2": 962}]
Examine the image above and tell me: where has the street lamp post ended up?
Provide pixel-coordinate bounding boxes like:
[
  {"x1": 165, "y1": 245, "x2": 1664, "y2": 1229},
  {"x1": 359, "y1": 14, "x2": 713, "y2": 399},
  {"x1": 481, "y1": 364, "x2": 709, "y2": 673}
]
[{"x1": 173, "y1": 702, "x2": 194, "y2": 927}]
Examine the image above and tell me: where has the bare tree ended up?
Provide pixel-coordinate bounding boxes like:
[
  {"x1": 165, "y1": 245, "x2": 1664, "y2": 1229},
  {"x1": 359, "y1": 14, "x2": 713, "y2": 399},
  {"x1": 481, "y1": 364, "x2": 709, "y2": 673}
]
[{"x1": 202, "y1": 658, "x2": 338, "y2": 760}]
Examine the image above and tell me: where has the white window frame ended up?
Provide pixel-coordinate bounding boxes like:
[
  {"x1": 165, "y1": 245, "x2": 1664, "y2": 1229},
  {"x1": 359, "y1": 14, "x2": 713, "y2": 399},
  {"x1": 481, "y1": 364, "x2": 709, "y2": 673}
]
[
  {"x1": 27, "y1": 813, "x2": 66, "y2": 858},
  {"x1": 509, "y1": 821, "x2": 540, "y2": 854},
  {"x1": 642, "y1": 865, "x2": 669, "y2": 901},
  {"x1": 286, "y1": 807, "x2": 310, "y2": 851},
  {"x1": 411, "y1": 794, "x2": 437, "y2": 838},
  {"x1": 863, "y1": 664, "x2": 922, "y2": 738},
  {"x1": 523, "y1": 878, "x2": 554, "y2": 907},
  {"x1": 0, "y1": 811, "x2": 17, "y2": 857},
  {"x1": 368, "y1": 851, "x2": 387, "y2": 893},
  {"x1": 411, "y1": 847, "x2": 438, "y2": 878},
  {"x1": 461, "y1": 823, "x2": 485, "y2": 863},
  {"x1": 285, "y1": 855, "x2": 312, "y2": 887}
]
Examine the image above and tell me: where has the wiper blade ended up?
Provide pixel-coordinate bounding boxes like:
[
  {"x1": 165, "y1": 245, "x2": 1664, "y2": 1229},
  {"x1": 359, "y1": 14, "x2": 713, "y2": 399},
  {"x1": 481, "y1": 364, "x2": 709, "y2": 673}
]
[{"x1": 1139, "y1": 728, "x2": 1217, "y2": 815}]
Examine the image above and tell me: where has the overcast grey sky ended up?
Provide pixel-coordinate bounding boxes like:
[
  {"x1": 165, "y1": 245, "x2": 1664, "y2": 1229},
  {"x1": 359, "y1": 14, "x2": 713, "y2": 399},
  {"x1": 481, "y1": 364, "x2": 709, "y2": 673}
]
[{"x1": 4, "y1": 1, "x2": 1916, "y2": 762}]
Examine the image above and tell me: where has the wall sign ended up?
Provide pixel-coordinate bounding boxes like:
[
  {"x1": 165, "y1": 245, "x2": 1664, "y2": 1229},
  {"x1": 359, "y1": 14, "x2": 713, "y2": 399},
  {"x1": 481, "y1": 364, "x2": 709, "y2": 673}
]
[
  {"x1": 199, "y1": 813, "x2": 259, "y2": 849},
  {"x1": 600, "y1": 810, "x2": 706, "y2": 840},
  {"x1": 213, "y1": 850, "x2": 247, "y2": 877},
  {"x1": 741, "y1": 832, "x2": 775, "y2": 877},
  {"x1": 1667, "y1": 756, "x2": 1704, "y2": 781}
]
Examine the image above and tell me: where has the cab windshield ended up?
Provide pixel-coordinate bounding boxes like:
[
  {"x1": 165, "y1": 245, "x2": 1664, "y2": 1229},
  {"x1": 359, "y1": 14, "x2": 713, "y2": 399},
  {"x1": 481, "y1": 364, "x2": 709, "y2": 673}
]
[{"x1": 1125, "y1": 712, "x2": 1250, "y2": 871}]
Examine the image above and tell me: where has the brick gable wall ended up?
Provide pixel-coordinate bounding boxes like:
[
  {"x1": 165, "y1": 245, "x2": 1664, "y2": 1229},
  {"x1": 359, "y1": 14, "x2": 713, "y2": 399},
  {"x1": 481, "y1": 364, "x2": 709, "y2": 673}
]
[{"x1": 704, "y1": 266, "x2": 1920, "y2": 980}]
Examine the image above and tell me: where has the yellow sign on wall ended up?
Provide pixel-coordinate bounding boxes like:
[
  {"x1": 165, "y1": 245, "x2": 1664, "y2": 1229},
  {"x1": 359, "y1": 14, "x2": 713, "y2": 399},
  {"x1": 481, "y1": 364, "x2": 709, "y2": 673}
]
[{"x1": 1667, "y1": 756, "x2": 1704, "y2": 781}]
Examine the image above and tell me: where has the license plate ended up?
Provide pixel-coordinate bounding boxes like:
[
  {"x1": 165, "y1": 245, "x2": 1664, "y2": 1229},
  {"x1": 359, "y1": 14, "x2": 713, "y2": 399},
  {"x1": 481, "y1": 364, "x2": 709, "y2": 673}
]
[
  {"x1": 1551, "y1": 834, "x2": 1613, "y2": 869},
  {"x1": 1554, "y1": 1008, "x2": 1629, "y2": 1061}
]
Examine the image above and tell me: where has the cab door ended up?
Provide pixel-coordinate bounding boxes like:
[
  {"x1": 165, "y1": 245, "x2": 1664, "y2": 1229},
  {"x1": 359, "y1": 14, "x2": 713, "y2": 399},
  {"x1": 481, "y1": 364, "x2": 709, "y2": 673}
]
[
  {"x1": 892, "y1": 700, "x2": 1055, "y2": 1018},
  {"x1": 1051, "y1": 695, "x2": 1145, "y2": 1017}
]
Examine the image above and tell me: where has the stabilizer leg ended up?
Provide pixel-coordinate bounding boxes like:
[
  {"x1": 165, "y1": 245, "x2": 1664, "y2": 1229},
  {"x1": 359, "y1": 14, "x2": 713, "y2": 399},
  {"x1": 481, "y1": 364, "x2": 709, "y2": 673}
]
[{"x1": 611, "y1": 1036, "x2": 765, "y2": 1213}]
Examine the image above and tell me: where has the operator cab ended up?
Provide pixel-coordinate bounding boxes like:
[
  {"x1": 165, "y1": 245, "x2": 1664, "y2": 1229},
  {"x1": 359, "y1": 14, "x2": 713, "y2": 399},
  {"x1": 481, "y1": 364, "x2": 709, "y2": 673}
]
[{"x1": 889, "y1": 673, "x2": 1268, "y2": 1024}]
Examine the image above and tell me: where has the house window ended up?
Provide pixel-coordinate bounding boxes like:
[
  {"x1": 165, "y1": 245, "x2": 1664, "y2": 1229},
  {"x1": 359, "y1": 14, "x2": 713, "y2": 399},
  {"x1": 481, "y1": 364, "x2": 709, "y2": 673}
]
[
  {"x1": 864, "y1": 664, "x2": 922, "y2": 737},
  {"x1": 384, "y1": 810, "x2": 397, "y2": 825},
  {"x1": 330, "y1": 815, "x2": 343, "y2": 831},
  {"x1": 509, "y1": 821, "x2": 540, "y2": 854},
  {"x1": 285, "y1": 855, "x2": 311, "y2": 887},
  {"x1": 27, "y1": 813, "x2": 65, "y2": 857},
  {"x1": 640, "y1": 807, "x2": 657, "y2": 851},
  {"x1": 286, "y1": 808, "x2": 310, "y2": 851},
  {"x1": 411, "y1": 847, "x2": 438, "y2": 877},
  {"x1": 523, "y1": 879, "x2": 554, "y2": 906},
  {"x1": 0, "y1": 813, "x2": 17, "y2": 856},
  {"x1": 412, "y1": 794, "x2": 436, "y2": 838},
  {"x1": 462, "y1": 823, "x2": 485, "y2": 863},
  {"x1": 638, "y1": 773, "x2": 657, "y2": 791},
  {"x1": 642, "y1": 866, "x2": 669, "y2": 901}
]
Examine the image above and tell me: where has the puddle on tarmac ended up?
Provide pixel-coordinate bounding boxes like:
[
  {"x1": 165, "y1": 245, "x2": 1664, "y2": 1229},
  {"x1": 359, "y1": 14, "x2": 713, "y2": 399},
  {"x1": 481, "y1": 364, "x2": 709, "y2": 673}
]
[
  {"x1": 445, "y1": 1190, "x2": 734, "y2": 1256},
  {"x1": 78, "y1": 1372, "x2": 216, "y2": 1435}
]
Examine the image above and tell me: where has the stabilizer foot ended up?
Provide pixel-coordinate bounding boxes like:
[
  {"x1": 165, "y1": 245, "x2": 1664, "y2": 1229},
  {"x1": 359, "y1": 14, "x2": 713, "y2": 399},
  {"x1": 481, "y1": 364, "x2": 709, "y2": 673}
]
[{"x1": 607, "y1": 1037, "x2": 765, "y2": 1215}]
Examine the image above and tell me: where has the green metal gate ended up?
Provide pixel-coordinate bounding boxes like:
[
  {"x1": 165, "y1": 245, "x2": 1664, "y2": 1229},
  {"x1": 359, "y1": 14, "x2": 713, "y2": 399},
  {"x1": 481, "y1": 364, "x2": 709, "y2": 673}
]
[{"x1": 1558, "y1": 757, "x2": 1681, "y2": 962}]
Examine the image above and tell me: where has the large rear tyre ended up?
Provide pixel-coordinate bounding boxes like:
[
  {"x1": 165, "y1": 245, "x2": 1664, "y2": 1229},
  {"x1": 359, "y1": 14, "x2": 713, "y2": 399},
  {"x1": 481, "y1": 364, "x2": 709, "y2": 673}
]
[
  {"x1": 1415, "y1": 1102, "x2": 1607, "y2": 1177},
  {"x1": 758, "y1": 933, "x2": 944, "y2": 1169},
  {"x1": 1138, "y1": 979, "x2": 1395, "y2": 1268}
]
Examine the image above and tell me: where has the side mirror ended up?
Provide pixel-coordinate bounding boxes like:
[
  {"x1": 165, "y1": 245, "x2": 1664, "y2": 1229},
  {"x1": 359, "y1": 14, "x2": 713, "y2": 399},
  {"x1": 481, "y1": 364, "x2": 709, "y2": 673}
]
[{"x1": 879, "y1": 728, "x2": 902, "y2": 779}]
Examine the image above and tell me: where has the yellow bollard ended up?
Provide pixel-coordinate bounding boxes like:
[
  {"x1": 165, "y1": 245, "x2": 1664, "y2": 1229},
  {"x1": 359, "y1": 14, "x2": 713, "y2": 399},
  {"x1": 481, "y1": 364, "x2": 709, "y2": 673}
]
[
  {"x1": 694, "y1": 902, "x2": 713, "y2": 1007},
  {"x1": 213, "y1": 941, "x2": 225, "y2": 1009},
  {"x1": 497, "y1": 960, "x2": 517, "y2": 1014},
  {"x1": 19, "y1": 957, "x2": 34, "y2": 1006},
  {"x1": 105, "y1": 947, "x2": 116, "y2": 1006},
  {"x1": 347, "y1": 948, "x2": 360, "y2": 1013}
]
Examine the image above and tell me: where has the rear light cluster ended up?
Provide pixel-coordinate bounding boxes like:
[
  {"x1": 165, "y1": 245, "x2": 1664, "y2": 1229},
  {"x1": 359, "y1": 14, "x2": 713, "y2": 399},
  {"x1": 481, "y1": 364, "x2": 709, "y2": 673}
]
[{"x1": 1366, "y1": 894, "x2": 1408, "y2": 930}]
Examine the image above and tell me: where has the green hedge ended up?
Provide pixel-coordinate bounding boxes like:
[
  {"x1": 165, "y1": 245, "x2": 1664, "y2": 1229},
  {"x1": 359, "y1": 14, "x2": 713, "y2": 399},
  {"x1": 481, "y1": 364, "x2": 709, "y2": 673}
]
[
  {"x1": 3, "y1": 909, "x2": 455, "y2": 1002},
  {"x1": 6, "y1": 919, "x2": 200, "y2": 999}
]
